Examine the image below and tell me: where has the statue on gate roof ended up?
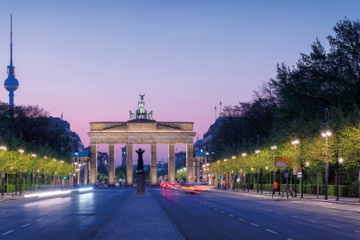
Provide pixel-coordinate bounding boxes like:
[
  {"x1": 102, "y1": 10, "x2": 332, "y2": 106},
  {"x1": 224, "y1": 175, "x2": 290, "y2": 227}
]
[{"x1": 129, "y1": 94, "x2": 154, "y2": 120}]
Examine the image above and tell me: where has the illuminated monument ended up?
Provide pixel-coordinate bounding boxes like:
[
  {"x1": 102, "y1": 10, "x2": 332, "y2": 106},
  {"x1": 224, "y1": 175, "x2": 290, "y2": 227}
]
[
  {"x1": 88, "y1": 95, "x2": 197, "y2": 186},
  {"x1": 4, "y1": 15, "x2": 19, "y2": 107}
]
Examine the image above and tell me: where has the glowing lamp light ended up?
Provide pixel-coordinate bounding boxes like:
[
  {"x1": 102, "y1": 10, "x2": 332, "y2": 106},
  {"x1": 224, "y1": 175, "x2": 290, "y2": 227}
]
[
  {"x1": 321, "y1": 130, "x2": 332, "y2": 137},
  {"x1": 265, "y1": 166, "x2": 269, "y2": 170},
  {"x1": 338, "y1": 157, "x2": 344, "y2": 164},
  {"x1": 271, "y1": 145, "x2": 277, "y2": 150},
  {"x1": 217, "y1": 160, "x2": 220, "y2": 163},
  {"x1": 232, "y1": 156, "x2": 236, "y2": 159},
  {"x1": 305, "y1": 161, "x2": 310, "y2": 167},
  {"x1": 31, "y1": 153, "x2": 37, "y2": 157},
  {"x1": 0, "y1": 146, "x2": 7, "y2": 150},
  {"x1": 18, "y1": 149, "x2": 24, "y2": 154},
  {"x1": 44, "y1": 156, "x2": 48, "y2": 159},
  {"x1": 224, "y1": 158, "x2": 227, "y2": 162},
  {"x1": 291, "y1": 139, "x2": 300, "y2": 145},
  {"x1": 242, "y1": 153, "x2": 247, "y2": 157},
  {"x1": 255, "y1": 150, "x2": 260, "y2": 154},
  {"x1": 251, "y1": 167, "x2": 254, "y2": 171}
]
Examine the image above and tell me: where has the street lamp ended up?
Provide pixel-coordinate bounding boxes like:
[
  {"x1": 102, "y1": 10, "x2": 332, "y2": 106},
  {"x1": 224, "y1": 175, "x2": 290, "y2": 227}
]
[
  {"x1": 291, "y1": 139, "x2": 300, "y2": 198},
  {"x1": 231, "y1": 156, "x2": 236, "y2": 159},
  {"x1": 336, "y1": 157, "x2": 344, "y2": 201},
  {"x1": 255, "y1": 150, "x2": 260, "y2": 193},
  {"x1": 18, "y1": 149, "x2": 24, "y2": 195},
  {"x1": 241, "y1": 153, "x2": 247, "y2": 192},
  {"x1": 0, "y1": 146, "x2": 7, "y2": 196},
  {"x1": 321, "y1": 129, "x2": 332, "y2": 200},
  {"x1": 270, "y1": 145, "x2": 277, "y2": 197}
]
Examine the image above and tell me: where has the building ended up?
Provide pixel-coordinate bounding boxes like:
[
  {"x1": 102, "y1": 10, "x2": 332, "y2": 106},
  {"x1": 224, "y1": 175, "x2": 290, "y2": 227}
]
[
  {"x1": 121, "y1": 146, "x2": 126, "y2": 167},
  {"x1": 175, "y1": 151, "x2": 186, "y2": 170}
]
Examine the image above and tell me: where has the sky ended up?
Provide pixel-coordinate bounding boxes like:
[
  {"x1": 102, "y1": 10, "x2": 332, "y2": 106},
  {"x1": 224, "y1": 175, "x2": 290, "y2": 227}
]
[{"x1": 0, "y1": 0, "x2": 359, "y2": 164}]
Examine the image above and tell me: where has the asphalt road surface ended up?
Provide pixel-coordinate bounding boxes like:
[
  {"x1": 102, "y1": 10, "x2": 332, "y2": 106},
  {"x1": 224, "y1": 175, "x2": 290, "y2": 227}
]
[
  {"x1": 0, "y1": 187, "x2": 359, "y2": 240},
  {"x1": 152, "y1": 188, "x2": 360, "y2": 240}
]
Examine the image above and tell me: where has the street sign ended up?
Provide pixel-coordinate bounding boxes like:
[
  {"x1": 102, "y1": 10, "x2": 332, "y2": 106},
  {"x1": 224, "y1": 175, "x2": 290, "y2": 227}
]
[
  {"x1": 297, "y1": 167, "x2": 302, "y2": 172},
  {"x1": 297, "y1": 172, "x2": 302, "y2": 178},
  {"x1": 275, "y1": 157, "x2": 292, "y2": 168},
  {"x1": 293, "y1": 168, "x2": 297, "y2": 175}
]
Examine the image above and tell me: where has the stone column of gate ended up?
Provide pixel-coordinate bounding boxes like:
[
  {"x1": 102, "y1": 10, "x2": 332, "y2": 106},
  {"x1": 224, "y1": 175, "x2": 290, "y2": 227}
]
[
  {"x1": 126, "y1": 144, "x2": 133, "y2": 185},
  {"x1": 84, "y1": 160, "x2": 88, "y2": 185},
  {"x1": 168, "y1": 143, "x2": 176, "y2": 183},
  {"x1": 89, "y1": 144, "x2": 98, "y2": 185},
  {"x1": 150, "y1": 143, "x2": 157, "y2": 185},
  {"x1": 186, "y1": 143, "x2": 194, "y2": 183},
  {"x1": 108, "y1": 144, "x2": 116, "y2": 186},
  {"x1": 195, "y1": 158, "x2": 200, "y2": 183}
]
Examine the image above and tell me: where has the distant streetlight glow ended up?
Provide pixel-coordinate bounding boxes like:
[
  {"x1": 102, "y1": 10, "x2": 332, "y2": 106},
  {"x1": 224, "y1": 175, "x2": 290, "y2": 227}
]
[
  {"x1": 255, "y1": 150, "x2": 260, "y2": 154},
  {"x1": 291, "y1": 139, "x2": 300, "y2": 145},
  {"x1": 242, "y1": 153, "x2": 247, "y2": 157},
  {"x1": 224, "y1": 158, "x2": 227, "y2": 162},
  {"x1": 271, "y1": 145, "x2": 277, "y2": 150},
  {"x1": 18, "y1": 149, "x2": 24, "y2": 154},
  {"x1": 338, "y1": 157, "x2": 344, "y2": 164},
  {"x1": 231, "y1": 156, "x2": 236, "y2": 159}
]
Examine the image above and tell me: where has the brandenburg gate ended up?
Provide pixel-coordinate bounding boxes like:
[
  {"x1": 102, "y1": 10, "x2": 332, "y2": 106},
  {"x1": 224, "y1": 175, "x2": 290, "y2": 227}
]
[{"x1": 88, "y1": 95, "x2": 196, "y2": 185}]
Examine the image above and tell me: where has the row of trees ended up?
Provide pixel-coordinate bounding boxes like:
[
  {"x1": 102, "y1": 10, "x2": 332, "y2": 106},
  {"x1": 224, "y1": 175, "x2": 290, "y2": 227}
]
[
  {"x1": 207, "y1": 19, "x2": 360, "y2": 199},
  {"x1": 0, "y1": 146, "x2": 73, "y2": 193}
]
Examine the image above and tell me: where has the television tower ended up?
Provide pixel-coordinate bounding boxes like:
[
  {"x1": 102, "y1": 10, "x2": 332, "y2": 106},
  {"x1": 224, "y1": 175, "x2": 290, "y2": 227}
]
[{"x1": 4, "y1": 14, "x2": 19, "y2": 107}]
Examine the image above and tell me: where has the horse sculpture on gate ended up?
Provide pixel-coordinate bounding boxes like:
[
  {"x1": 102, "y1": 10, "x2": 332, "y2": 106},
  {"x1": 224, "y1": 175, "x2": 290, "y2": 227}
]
[{"x1": 129, "y1": 94, "x2": 154, "y2": 120}]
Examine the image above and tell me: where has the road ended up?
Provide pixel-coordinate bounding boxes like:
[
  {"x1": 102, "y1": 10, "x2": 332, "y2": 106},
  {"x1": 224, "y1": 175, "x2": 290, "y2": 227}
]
[
  {"x1": 152, "y1": 188, "x2": 360, "y2": 240},
  {"x1": 0, "y1": 187, "x2": 359, "y2": 240}
]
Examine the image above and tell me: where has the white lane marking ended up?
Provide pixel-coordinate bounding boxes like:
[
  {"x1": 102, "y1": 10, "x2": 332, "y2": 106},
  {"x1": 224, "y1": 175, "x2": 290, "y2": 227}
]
[
  {"x1": 36, "y1": 218, "x2": 42, "y2": 222},
  {"x1": 286, "y1": 238, "x2": 294, "y2": 240},
  {"x1": 228, "y1": 214, "x2": 234, "y2": 217},
  {"x1": 327, "y1": 224, "x2": 342, "y2": 229},
  {"x1": 291, "y1": 215, "x2": 299, "y2": 219},
  {"x1": 21, "y1": 223, "x2": 31, "y2": 228},
  {"x1": 266, "y1": 229, "x2": 277, "y2": 234},
  {"x1": 250, "y1": 223, "x2": 260, "y2": 227},
  {"x1": 306, "y1": 219, "x2": 318, "y2": 223},
  {"x1": 238, "y1": 217, "x2": 245, "y2": 221},
  {"x1": 1, "y1": 230, "x2": 14, "y2": 236},
  {"x1": 354, "y1": 230, "x2": 360, "y2": 233}
]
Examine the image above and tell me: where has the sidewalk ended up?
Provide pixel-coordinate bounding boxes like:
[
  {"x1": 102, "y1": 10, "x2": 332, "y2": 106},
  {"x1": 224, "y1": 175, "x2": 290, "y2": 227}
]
[
  {"x1": 209, "y1": 187, "x2": 360, "y2": 213},
  {"x1": 93, "y1": 189, "x2": 184, "y2": 240}
]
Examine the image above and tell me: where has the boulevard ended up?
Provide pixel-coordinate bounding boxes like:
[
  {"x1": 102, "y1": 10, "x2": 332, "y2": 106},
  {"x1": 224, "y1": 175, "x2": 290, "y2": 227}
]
[{"x1": 0, "y1": 188, "x2": 359, "y2": 240}]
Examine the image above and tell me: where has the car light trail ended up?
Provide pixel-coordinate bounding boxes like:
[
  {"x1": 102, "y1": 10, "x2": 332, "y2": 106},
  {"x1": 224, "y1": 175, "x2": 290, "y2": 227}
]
[
  {"x1": 24, "y1": 190, "x2": 72, "y2": 198},
  {"x1": 75, "y1": 187, "x2": 94, "y2": 192}
]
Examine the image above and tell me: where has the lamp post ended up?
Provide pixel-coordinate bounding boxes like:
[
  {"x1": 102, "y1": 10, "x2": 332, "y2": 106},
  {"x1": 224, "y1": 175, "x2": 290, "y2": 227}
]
[
  {"x1": 30, "y1": 153, "x2": 37, "y2": 192},
  {"x1": 0, "y1": 146, "x2": 7, "y2": 197},
  {"x1": 255, "y1": 150, "x2": 261, "y2": 193},
  {"x1": 336, "y1": 157, "x2": 343, "y2": 201},
  {"x1": 242, "y1": 153, "x2": 247, "y2": 192},
  {"x1": 321, "y1": 130, "x2": 332, "y2": 200},
  {"x1": 291, "y1": 139, "x2": 299, "y2": 198},
  {"x1": 270, "y1": 145, "x2": 277, "y2": 197},
  {"x1": 43, "y1": 155, "x2": 48, "y2": 185},
  {"x1": 18, "y1": 149, "x2": 24, "y2": 195}
]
